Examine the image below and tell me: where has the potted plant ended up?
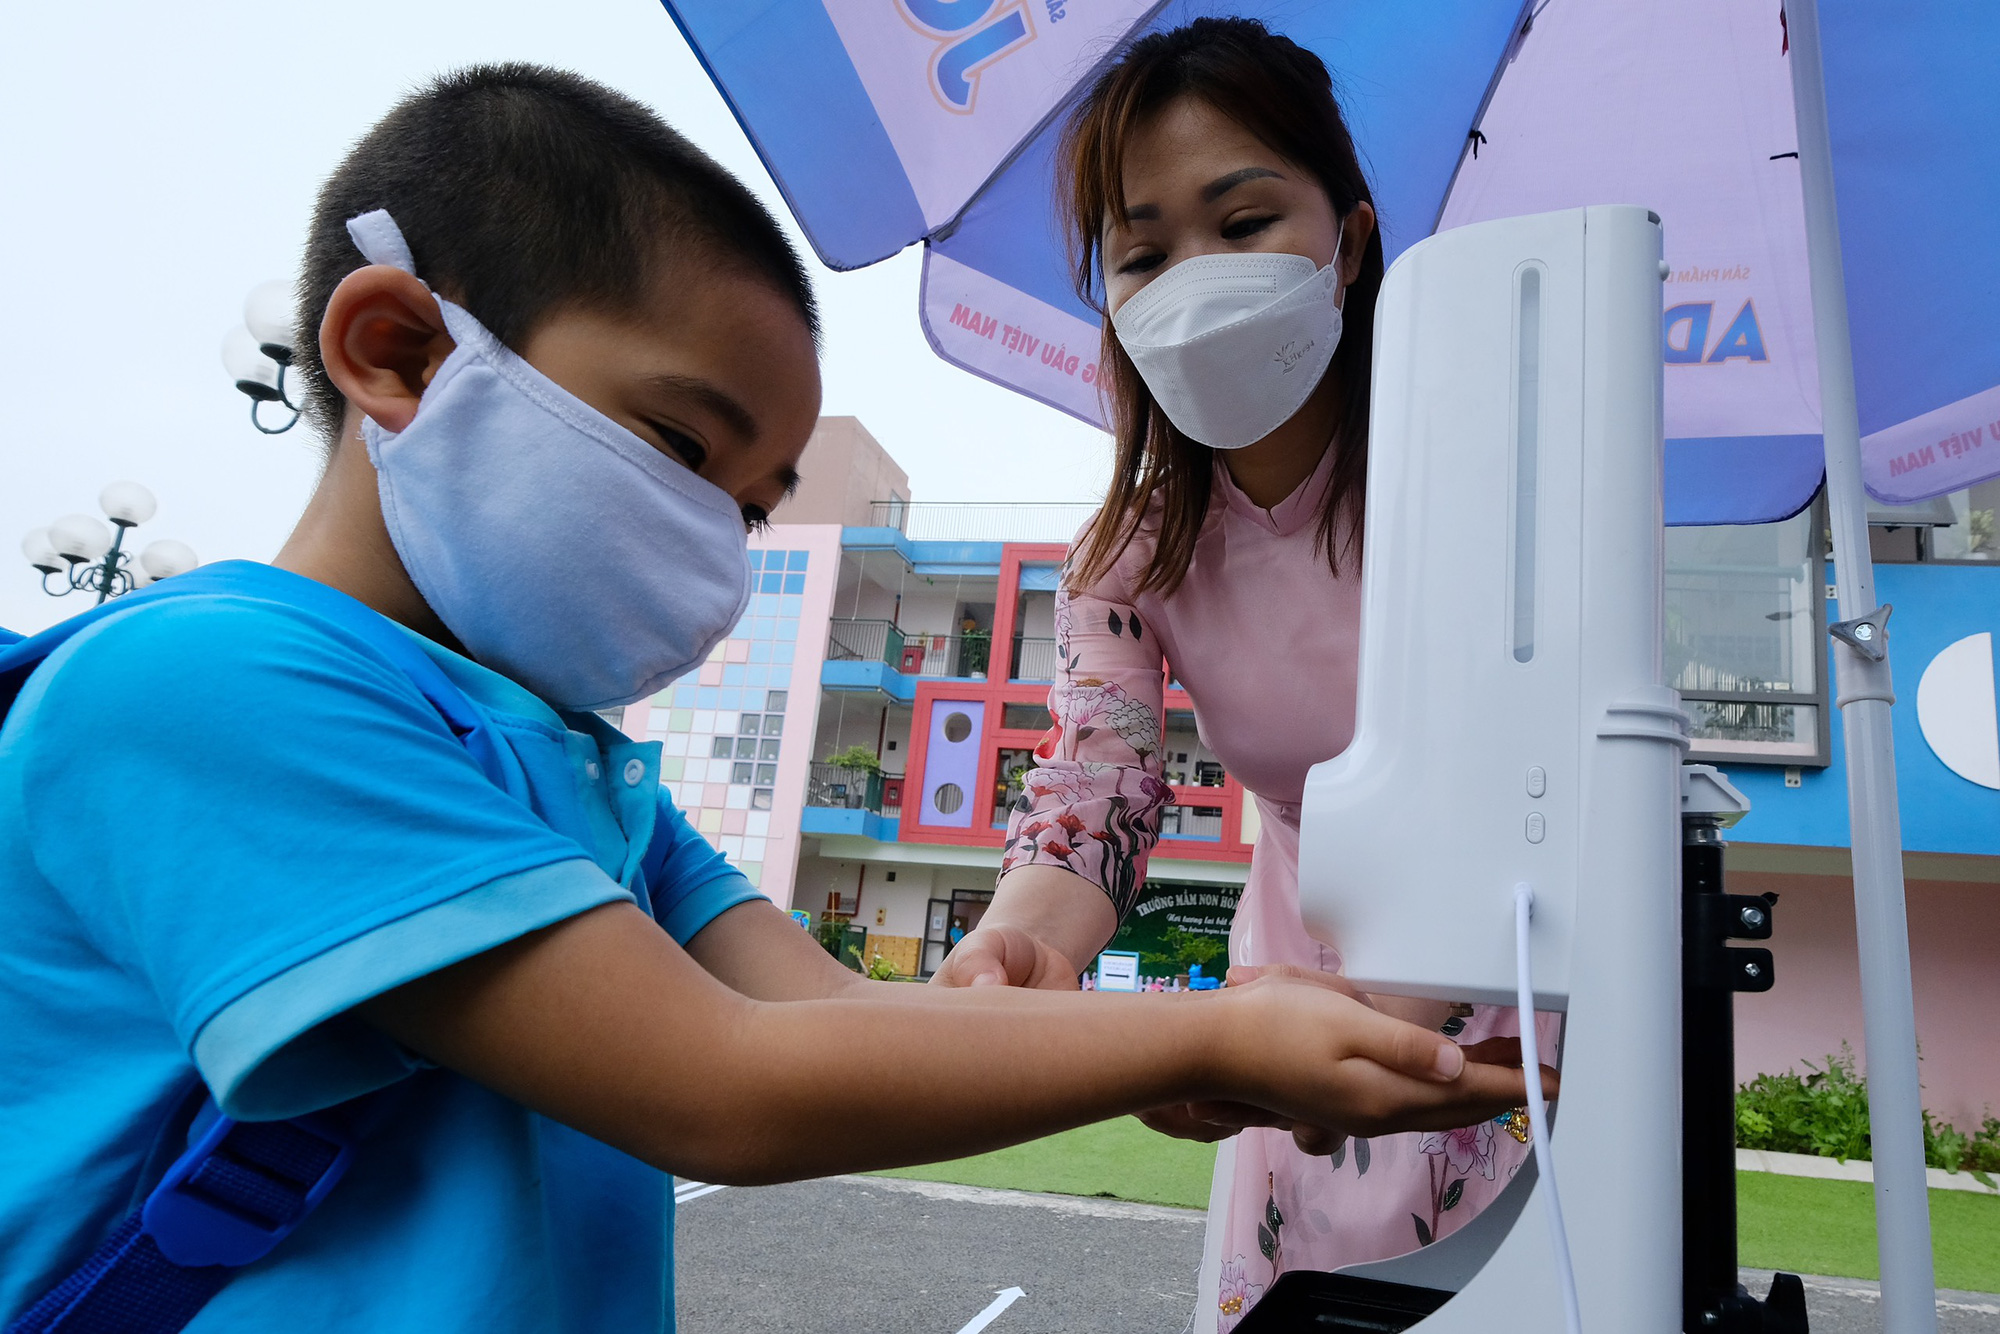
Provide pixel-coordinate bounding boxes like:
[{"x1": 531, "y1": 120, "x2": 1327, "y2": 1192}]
[
  {"x1": 823, "y1": 744, "x2": 882, "y2": 774},
  {"x1": 822, "y1": 745, "x2": 885, "y2": 811}
]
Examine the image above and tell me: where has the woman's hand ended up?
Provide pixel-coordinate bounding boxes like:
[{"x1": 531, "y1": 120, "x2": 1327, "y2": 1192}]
[
  {"x1": 930, "y1": 923, "x2": 1084, "y2": 990},
  {"x1": 930, "y1": 865, "x2": 1118, "y2": 990}
]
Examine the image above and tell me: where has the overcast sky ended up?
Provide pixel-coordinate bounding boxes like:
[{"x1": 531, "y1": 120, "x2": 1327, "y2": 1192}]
[{"x1": 0, "y1": 0, "x2": 1110, "y2": 635}]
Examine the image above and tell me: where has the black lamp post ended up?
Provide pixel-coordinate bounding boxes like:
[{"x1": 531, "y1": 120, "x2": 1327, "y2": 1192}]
[
  {"x1": 21, "y1": 483, "x2": 198, "y2": 604},
  {"x1": 222, "y1": 279, "x2": 304, "y2": 434}
]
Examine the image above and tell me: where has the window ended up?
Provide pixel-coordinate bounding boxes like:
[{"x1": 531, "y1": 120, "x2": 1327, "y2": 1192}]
[
  {"x1": 756, "y1": 763, "x2": 778, "y2": 784},
  {"x1": 734, "y1": 737, "x2": 757, "y2": 758},
  {"x1": 732, "y1": 762, "x2": 755, "y2": 784},
  {"x1": 759, "y1": 738, "x2": 781, "y2": 760},
  {"x1": 1666, "y1": 501, "x2": 1827, "y2": 765},
  {"x1": 991, "y1": 747, "x2": 1035, "y2": 828},
  {"x1": 1160, "y1": 805, "x2": 1224, "y2": 840},
  {"x1": 1001, "y1": 703, "x2": 1049, "y2": 731},
  {"x1": 1160, "y1": 710, "x2": 1220, "y2": 787},
  {"x1": 1867, "y1": 480, "x2": 1999, "y2": 564},
  {"x1": 763, "y1": 714, "x2": 784, "y2": 736},
  {"x1": 767, "y1": 690, "x2": 789, "y2": 710},
  {"x1": 710, "y1": 736, "x2": 733, "y2": 759},
  {"x1": 751, "y1": 788, "x2": 774, "y2": 810}
]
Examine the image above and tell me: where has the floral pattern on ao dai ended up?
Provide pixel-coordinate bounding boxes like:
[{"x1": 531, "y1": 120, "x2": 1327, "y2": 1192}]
[{"x1": 1001, "y1": 446, "x2": 1558, "y2": 1333}]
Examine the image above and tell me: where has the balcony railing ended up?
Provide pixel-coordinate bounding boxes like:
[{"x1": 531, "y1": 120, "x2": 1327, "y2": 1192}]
[
  {"x1": 826, "y1": 619, "x2": 993, "y2": 678},
  {"x1": 868, "y1": 500, "x2": 1097, "y2": 543},
  {"x1": 1010, "y1": 636, "x2": 1061, "y2": 681},
  {"x1": 826, "y1": 618, "x2": 904, "y2": 667},
  {"x1": 1159, "y1": 804, "x2": 1225, "y2": 841},
  {"x1": 805, "y1": 763, "x2": 902, "y2": 817}
]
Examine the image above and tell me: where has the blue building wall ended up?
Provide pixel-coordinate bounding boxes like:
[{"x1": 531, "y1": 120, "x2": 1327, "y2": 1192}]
[{"x1": 1722, "y1": 562, "x2": 2000, "y2": 855}]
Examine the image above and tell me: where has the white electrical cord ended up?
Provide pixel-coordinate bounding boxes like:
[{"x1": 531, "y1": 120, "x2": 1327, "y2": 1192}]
[{"x1": 1514, "y1": 882, "x2": 1583, "y2": 1334}]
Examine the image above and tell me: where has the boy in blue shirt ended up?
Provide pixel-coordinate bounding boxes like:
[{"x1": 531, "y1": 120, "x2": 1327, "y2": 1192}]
[{"x1": 0, "y1": 66, "x2": 1539, "y2": 1332}]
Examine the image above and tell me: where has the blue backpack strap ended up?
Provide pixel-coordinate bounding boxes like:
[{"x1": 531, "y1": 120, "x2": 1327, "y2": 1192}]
[
  {"x1": 4, "y1": 1111, "x2": 358, "y2": 1334},
  {"x1": 2, "y1": 565, "x2": 504, "y2": 1332}
]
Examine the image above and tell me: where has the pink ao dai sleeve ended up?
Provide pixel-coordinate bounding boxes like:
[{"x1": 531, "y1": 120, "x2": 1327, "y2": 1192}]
[{"x1": 998, "y1": 579, "x2": 1175, "y2": 920}]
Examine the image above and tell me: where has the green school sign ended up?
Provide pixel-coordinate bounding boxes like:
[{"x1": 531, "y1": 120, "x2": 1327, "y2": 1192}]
[{"x1": 1108, "y1": 881, "x2": 1240, "y2": 979}]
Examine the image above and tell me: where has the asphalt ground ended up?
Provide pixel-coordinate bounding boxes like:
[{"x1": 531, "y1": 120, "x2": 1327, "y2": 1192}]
[{"x1": 673, "y1": 1176, "x2": 1999, "y2": 1334}]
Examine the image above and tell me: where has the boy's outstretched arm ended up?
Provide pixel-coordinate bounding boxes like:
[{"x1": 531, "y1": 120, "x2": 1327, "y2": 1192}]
[
  {"x1": 361, "y1": 902, "x2": 1546, "y2": 1186},
  {"x1": 676, "y1": 898, "x2": 875, "y2": 1001}
]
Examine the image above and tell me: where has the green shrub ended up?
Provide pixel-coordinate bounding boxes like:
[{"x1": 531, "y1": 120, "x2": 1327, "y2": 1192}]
[
  {"x1": 1938, "y1": 1113, "x2": 2000, "y2": 1178},
  {"x1": 1737, "y1": 1048, "x2": 2000, "y2": 1177},
  {"x1": 1735, "y1": 1047, "x2": 1873, "y2": 1162}
]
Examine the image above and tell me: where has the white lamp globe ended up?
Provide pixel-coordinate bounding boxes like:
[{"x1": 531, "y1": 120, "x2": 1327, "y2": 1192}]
[
  {"x1": 243, "y1": 280, "x2": 296, "y2": 360},
  {"x1": 129, "y1": 563, "x2": 156, "y2": 588},
  {"x1": 222, "y1": 326, "x2": 281, "y2": 398},
  {"x1": 99, "y1": 480, "x2": 158, "y2": 528},
  {"x1": 49, "y1": 513, "x2": 113, "y2": 563},
  {"x1": 139, "y1": 539, "x2": 198, "y2": 580},
  {"x1": 21, "y1": 528, "x2": 63, "y2": 573}
]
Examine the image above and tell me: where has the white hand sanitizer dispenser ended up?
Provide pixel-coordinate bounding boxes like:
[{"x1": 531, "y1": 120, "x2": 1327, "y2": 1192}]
[{"x1": 1290, "y1": 205, "x2": 1686, "y2": 1333}]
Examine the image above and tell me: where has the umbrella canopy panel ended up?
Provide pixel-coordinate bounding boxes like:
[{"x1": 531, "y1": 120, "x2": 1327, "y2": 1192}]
[
  {"x1": 1439, "y1": 0, "x2": 1825, "y2": 525},
  {"x1": 923, "y1": 0, "x2": 1529, "y2": 427},
  {"x1": 665, "y1": 0, "x2": 2000, "y2": 520},
  {"x1": 1817, "y1": 0, "x2": 2000, "y2": 505}
]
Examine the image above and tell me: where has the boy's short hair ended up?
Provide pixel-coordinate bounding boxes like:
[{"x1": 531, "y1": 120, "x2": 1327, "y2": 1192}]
[{"x1": 295, "y1": 63, "x2": 819, "y2": 446}]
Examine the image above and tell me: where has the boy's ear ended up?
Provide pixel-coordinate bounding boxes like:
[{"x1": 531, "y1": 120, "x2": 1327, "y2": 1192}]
[{"x1": 318, "y1": 265, "x2": 455, "y2": 435}]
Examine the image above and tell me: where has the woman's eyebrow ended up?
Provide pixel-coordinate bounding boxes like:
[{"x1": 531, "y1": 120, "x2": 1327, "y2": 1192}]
[
  {"x1": 1118, "y1": 166, "x2": 1286, "y2": 223},
  {"x1": 1201, "y1": 166, "x2": 1283, "y2": 202}
]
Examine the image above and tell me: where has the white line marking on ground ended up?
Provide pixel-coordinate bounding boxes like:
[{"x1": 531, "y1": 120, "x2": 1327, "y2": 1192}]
[
  {"x1": 674, "y1": 1182, "x2": 728, "y2": 1203},
  {"x1": 838, "y1": 1175, "x2": 1202, "y2": 1223},
  {"x1": 952, "y1": 1286, "x2": 1025, "y2": 1334}
]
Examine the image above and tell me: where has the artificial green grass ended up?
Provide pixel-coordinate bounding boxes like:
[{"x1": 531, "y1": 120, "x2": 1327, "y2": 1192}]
[
  {"x1": 872, "y1": 1117, "x2": 1218, "y2": 1210},
  {"x1": 1738, "y1": 1170, "x2": 2000, "y2": 1293},
  {"x1": 875, "y1": 1117, "x2": 2000, "y2": 1291}
]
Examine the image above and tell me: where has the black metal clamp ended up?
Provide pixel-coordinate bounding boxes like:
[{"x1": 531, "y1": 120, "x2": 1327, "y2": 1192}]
[{"x1": 1828, "y1": 603, "x2": 1891, "y2": 663}]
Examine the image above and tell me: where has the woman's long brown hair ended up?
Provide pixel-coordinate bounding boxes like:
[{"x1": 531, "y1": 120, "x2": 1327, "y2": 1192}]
[{"x1": 1061, "y1": 17, "x2": 1385, "y2": 597}]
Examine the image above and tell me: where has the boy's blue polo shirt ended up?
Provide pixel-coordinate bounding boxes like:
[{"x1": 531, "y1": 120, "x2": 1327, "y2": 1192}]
[{"x1": 0, "y1": 564, "x2": 761, "y2": 1332}]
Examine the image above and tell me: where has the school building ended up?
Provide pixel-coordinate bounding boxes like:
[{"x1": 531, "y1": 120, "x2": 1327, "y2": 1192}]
[{"x1": 622, "y1": 416, "x2": 1999, "y2": 1130}]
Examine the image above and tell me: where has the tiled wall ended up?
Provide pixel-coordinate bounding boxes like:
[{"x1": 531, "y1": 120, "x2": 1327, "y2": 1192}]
[{"x1": 638, "y1": 527, "x2": 839, "y2": 903}]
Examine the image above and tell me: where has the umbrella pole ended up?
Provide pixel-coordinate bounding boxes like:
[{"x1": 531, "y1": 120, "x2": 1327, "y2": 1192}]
[{"x1": 1783, "y1": 4, "x2": 1939, "y2": 1332}]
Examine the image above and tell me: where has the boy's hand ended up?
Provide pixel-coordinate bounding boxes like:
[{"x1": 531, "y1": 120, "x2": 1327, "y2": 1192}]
[
  {"x1": 1140, "y1": 1038, "x2": 1547, "y2": 1152},
  {"x1": 1203, "y1": 964, "x2": 1556, "y2": 1144}
]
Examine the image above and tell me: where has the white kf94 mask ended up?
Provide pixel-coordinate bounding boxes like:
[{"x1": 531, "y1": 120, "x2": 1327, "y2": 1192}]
[
  {"x1": 1111, "y1": 246, "x2": 1343, "y2": 450},
  {"x1": 345, "y1": 208, "x2": 753, "y2": 713}
]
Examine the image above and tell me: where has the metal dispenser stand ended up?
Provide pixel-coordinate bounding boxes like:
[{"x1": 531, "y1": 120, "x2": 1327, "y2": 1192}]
[{"x1": 1682, "y1": 766, "x2": 1808, "y2": 1334}]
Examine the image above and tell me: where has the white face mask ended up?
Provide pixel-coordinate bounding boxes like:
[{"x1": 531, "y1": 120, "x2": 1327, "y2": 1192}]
[
  {"x1": 1111, "y1": 245, "x2": 1344, "y2": 450},
  {"x1": 345, "y1": 209, "x2": 753, "y2": 713}
]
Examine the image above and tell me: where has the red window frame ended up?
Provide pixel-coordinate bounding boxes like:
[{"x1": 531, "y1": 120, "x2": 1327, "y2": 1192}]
[{"x1": 898, "y1": 543, "x2": 1252, "y2": 863}]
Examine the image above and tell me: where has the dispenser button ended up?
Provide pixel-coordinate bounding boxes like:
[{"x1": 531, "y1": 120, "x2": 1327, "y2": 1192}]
[
  {"x1": 1526, "y1": 766, "x2": 1547, "y2": 798},
  {"x1": 1525, "y1": 812, "x2": 1547, "y2": 844}
]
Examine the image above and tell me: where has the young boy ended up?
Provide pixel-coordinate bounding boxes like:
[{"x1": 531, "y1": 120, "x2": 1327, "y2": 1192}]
[{"x1": 0, "y1": 66, "x2": 1537, "y2": 1332}]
